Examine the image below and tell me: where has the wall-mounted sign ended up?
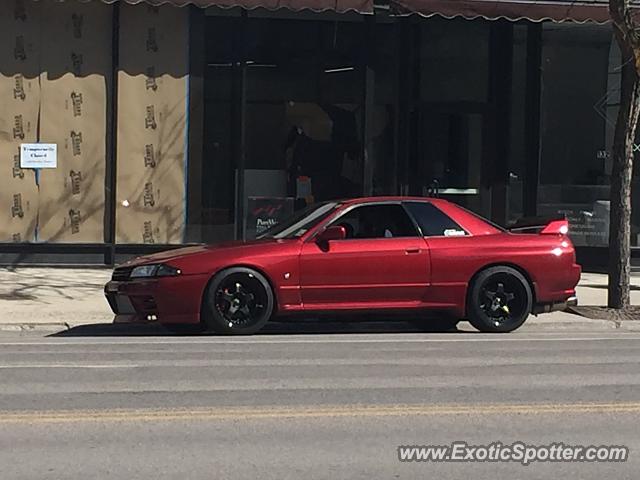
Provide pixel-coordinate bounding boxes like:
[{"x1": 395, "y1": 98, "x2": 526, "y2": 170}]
[
  {"x1": 539, "y1": 201, "x2": 610, "y2": 247},
  {"x1": 20, "y1": 143, "x2": 57, "y2": 169},
  {"x1": 246, "y1": 196, "x2": 294, "y2": 239}
]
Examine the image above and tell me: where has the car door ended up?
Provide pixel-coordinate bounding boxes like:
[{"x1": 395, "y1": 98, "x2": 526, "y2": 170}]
[{"x1": 299, "y1": 203, "x2": 431, "y2": 308}]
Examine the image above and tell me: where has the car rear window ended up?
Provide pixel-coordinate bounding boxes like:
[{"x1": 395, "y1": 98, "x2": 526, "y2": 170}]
[{"x1": 403, "y1": 201, "x2": 467, "y2": 237}]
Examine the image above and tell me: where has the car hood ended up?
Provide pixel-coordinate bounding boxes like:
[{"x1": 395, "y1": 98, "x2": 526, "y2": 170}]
[{"x1": 119, "y1": 239, "x2": 289, "y2": 267}]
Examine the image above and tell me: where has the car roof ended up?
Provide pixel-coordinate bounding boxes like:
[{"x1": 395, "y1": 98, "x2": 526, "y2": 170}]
[
  {"x1": 335, "y1": 196, "x2": 502, "y2": 236},
  {"x1": 338, "y1": 196, "x2": 449, "y2": 207}
]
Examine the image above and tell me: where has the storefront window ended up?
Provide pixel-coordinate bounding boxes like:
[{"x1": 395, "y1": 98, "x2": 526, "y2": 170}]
[
  {"x1": 249, "y1": 16, "x2": 364, "y2": 195},
  {"x1": 238, "y1": 14, "x2": 365, "y2": 238},
  {"x1": 413, "y1": 18, "x2": 491, "y2": 218},
  {"x1": 506, "y1": 24, "x2": 528, "y2": 225},
  {"x1": 538, "y1": 23, "x2": 613, "y2": 247},
  {"x1": 200, "y1": 11, "x2": 371, "y2": 243},
  {"x1": 371, "y1": 18, "x2": 398, "y2": 196},
  {"x1": 201, "y1": 12, "x2": 239, "y2": 243}
]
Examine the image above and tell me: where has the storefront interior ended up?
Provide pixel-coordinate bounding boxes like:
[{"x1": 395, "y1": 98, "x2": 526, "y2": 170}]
[{"x1": 198, "y1": 8, "x2": 620, "y2": 263}]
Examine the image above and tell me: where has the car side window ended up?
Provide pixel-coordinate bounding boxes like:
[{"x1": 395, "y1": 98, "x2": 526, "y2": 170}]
[
  {"x1": 403, "y1": 201, "x2": 467, "y2": 237},
  {"x1": 332, "y1": 204, "x2": 419, "y2": 239}
]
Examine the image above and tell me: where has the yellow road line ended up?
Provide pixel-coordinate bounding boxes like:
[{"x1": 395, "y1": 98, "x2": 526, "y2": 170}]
[{"x1": 1, "y1": 402, "x2": 640, "y2": 424}]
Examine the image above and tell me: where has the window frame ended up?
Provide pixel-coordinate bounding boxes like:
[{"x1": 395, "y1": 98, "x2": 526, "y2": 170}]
[
  {"x1": 402, "y1": 200, "x2": 470, "y2": 238},
  {"x1": 315, "y1": 201, "x2": 422, "y2": 241}
]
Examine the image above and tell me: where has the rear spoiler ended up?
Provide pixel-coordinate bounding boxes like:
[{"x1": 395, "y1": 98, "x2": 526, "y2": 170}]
[{"x1": 508, "y1": 215, "x2": 569, "y2": 235}]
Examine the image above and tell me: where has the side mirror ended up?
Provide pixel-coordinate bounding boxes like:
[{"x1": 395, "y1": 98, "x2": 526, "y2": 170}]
[{"x1": 316, "y1": 225, "x2": 346, "y2": 244}]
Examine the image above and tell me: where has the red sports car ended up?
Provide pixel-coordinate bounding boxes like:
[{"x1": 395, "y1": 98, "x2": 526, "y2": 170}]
[{"x1": 105, "y1": 197, "x2": 580, "y2": 334}]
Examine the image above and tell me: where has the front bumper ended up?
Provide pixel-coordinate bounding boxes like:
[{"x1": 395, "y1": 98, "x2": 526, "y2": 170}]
[
  {"x1": 104, "y1": 273, "x2": 209, "y2": 324},
  {"x1": 105, "y1": 279, "x2": 161, "y2": 322}
]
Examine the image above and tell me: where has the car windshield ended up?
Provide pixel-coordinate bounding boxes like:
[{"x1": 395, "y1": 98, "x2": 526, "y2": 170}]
[{"x1": 258, "y1": 202, "x2": 339, "y2": 239}]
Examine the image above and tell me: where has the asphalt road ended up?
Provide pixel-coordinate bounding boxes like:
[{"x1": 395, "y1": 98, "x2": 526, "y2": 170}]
[{"x1": 1, "y1": 326, "x2": 640, "y2": 479}]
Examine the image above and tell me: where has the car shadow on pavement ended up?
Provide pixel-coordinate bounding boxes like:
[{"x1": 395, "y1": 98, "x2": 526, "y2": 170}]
[{"x1": 50, "y1": 318, "x2": 465, "y2": 337}]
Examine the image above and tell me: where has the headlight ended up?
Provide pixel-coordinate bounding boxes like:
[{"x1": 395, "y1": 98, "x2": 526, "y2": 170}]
[
  {"x1": 130, "y1": 264, "x2": 181, "y2": 278},
  {"x1": 156, "y1": 264, "x2": 181, "y2": 277},
  {"x1": 130, "y1": 265, "x2": 157, "y2": 278}
]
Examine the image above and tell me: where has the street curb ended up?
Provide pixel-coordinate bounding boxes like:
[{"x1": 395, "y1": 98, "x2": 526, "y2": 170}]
[
  {"x1": 0, "y1": 320, "x2": 634, "y2": 334},
  {"x1": 0, "y1": 322, "x2": 73, "y2": 332},
  {"x1": 0, "y1": 316, "x2": 113, "y2": 333},
  {"x1": 522, "y1": 318, "x2": 640, "y2": 331},
  {"x1": 0, "y1": 311, "x2": 112, "y2": 332},
  {"x1": 522, "y1": 320, "x2": 618, "y2": 331}
]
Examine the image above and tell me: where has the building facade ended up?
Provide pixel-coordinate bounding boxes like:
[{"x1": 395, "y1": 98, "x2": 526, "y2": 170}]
[{"x1": 0, "y1": 0, "x2": 634, "y2": 268}]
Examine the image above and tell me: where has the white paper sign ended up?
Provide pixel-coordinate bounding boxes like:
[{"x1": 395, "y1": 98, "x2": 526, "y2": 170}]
[{"x1": 20, "y1": 143, "x2": 57, "y2": 169}]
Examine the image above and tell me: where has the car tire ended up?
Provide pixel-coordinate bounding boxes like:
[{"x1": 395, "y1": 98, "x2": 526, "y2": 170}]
[
  {"x1": 202, "y1": 267, "x2": 274, "y2": 335},
  {"x1": 467, "y1": 266, "x2": 532, "y2": 333}
]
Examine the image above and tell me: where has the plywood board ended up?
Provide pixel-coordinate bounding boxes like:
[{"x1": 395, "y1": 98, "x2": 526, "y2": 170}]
[
  {"x1": 0, "y1": 0, "x2": 41, "y2": 242},
  {"x1": 115, "y1": 3, "x2": 188, "y2": 244},
  {"x1": 37, "y1": 0, "x2": 112, "y2": 243}
]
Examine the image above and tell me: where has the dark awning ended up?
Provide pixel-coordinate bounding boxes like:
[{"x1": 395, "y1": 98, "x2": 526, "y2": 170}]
[
  {"x1": 109, "y1": 0, "x2": 373, "y2": 13},
  {"x1": 389, "y1": 0, "x2": 628, "y2": 23},
  {"x1": 98, "y1": 0, "x2": 640, "y2": 22}
]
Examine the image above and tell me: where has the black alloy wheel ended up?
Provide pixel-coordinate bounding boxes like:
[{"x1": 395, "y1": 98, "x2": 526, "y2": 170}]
[
  {"x1": 467, "y1": 266, "x2": 532, "y2": 333},
  {"x1": 203, "y1": 267, "x2": 274, "y2": 334}
]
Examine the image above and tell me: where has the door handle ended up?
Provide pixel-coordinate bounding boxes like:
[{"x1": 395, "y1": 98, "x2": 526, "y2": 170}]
[{"x1": 405, "y1": 248, "x2": 421, "y2": 254}]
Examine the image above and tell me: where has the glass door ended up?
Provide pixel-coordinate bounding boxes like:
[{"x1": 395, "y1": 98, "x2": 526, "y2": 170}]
[{"x1": 411, "y1": 107, "x2": 492, "y2": 219}]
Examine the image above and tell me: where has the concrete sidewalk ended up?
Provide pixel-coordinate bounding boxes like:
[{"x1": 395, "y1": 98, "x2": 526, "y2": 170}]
[
  {"x1": 0, "y1": 267, "x2": 113, "y2": 331},
  {"x1": 0, "y1": 267, "x2": 638, "y2": 332}
]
